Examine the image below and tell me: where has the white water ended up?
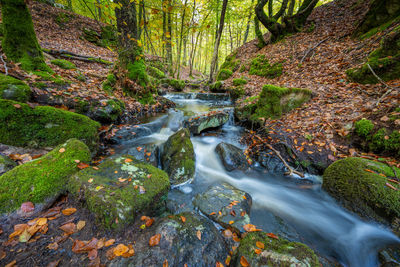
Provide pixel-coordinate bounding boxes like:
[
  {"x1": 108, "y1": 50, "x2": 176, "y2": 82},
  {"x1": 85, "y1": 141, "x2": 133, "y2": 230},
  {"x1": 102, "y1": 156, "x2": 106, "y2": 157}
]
[{"x1": 113, "y1": 93, "x2": 400, "y2": 266}]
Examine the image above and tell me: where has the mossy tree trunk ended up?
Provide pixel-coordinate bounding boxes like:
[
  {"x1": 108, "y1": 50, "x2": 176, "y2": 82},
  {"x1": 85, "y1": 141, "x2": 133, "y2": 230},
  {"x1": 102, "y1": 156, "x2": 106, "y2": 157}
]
[
  {"x1": 0, "y1": 0, "x2": 49, "y2": 71},
  {"x1": 255, "y1": 0, "x2": 319, "y2": 42},
  {"x1": 254, "y1": 14, "x2": 267, "y2": 48}
]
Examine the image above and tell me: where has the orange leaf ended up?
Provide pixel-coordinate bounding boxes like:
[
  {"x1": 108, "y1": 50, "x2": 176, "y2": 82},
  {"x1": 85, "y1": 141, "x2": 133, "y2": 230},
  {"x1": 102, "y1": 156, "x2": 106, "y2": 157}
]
[
  {"x1": 13, "y1": 104, "x2": 21, "y2": 109},
  {"x1": 124, "y1": 158, "x2": 133, "y2": 163},
  {"x1": 163, "y1": 259, "x2": 169, "y2": 267},
  {"x1": 58, "y1": 148, "x2": 65, "y2": 153},
  {"x1": 180, "y1": 216, "x2": 186, "y2": 223},
  {"x1": 77, "y1": 162, "x2": 90, "y2": 170},
  {"x1": 216, "y1": 261, "x2": 224, "y2": 267},
  {"x1": 240, "y1": 256, "x2": 249, "y2": 267},
  {"x1": 254, "y1": 248, "x2": 262, "y2": 254},
  {"x1": 225, "y1": 255, "x2": 231, "y2": 265},
  {"x1": 256, "y1": 241, "x2": 265, "y2": 249},
  {"x1": 105, "y1": 239, "x2": 115, "y2": 247},
  {"x1": 62, "y1": 208, "x2": 77, "y2": 216},
  {"x1": 266, "y1": 233, "x2": 278, "y2": 239},
  {"x1": 59, "y1": 223, "x2": 76, "y2": 235},
  {"x1": 121, "y1": 244, "x2": 135, "y2": 258},
  {"x1": 149, "y1": 233, "x2": 161, "y2": 246},
  {"x1": 113, "y1": 244, "x2": 129, "y2": 256},
  {"x1": 243, "y1": 224, "x2": 261, "y2": 232},
  {"x1": 223, "y1": 229, "x2": 233, "y2": 238},
  {"x1": 145, "y1": 218, "x2": 155, "y2": 227},
  {"x1": 209, "y1": 212, "x2": 216, "y2": 216},
  {"x1": 136, "y1": 147, "x2": 143, "y2": 152},
  {"x1": 196, "y1": 230, "x2": 201, "y2": 240}
]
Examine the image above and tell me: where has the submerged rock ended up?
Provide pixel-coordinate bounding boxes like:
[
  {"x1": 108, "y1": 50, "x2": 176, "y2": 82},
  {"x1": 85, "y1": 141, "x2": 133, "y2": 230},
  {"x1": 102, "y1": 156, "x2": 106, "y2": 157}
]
[
  {"x1": 0, "y1": 154, "x2": 16, "y2": 175},
  {"x1": 68, "y1": 155, "x2": 170, "y2": 229},
  {"x1": 0, "y1": 139, "x2": 91, "y2": 214},
  {"x1": 323, "y1": 157, "x2": 400, "y2": 224},
  {"x1": 109, "y1": 212, "x2": 229, "y2": 267},
  {"x1": 232, "y1": 232, "x2": 320, "y2": 267},
  {"x1": 193, "y1": 182, "x2": 252, "y2": 233},
  {"x1": 215, "y1": 142, "x2": 250, "y2": 171},
  {"x1": 184, "y1": 111, "x2": 230, "y2": 134},
  {"x1": 161, "y1": 128, "x2": 195, "y2": 185}
]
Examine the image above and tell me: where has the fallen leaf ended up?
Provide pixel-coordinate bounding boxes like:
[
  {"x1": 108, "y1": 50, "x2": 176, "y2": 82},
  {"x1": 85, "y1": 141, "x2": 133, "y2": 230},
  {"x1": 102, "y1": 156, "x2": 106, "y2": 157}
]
[
  {"x1": 20, "y1": 202, "x2": 35, "y2": 213},
  {"x1": 266, "y1": 233, "x2": 279, "y2": 239},
  {"x1": 5, "y1": 260, "x2": 16, "y2": 267},
  {"x1": 105, "y1": 239, "x2": 115, "y2": 247},
  {"x1": 145, "y1": 218, "x2": 154, "y2": 227},
  {"x1": 180, "y1": 216, "x2": 186, "y2": 223},
  {"x1": 121, "y1": 244, "x2": 135, "y2": 258},
  {"x1": 256, "y1": 241, "x2": 265, "y2": 249},
  {"x1": 72, "y1": 238, "x2": 98, "y2": 253},
  {"x1": 62, "y1": 208, "x2": 77, "y2": 215},
  {"x1": 163, "y1": 259, "x2": 169, "y2": 267},
  {"x1": 216, "y1": 261, "x2": 224, "y2": 267},
  {"x1": 77, "y1": 162, "x2": 90, "y2": 169},
  {"x1": 225, "y1": 255, "x2": 231, "y2": 265},
  {"x1": 13, "y1": 104, "x2": 21, "y2": 109},
  {"x1": 59, "y1": 148, "x2": 65, "y2": 153},
  {"x1": 47, "y1": 242, "x2": 59, "y2": 250},
  {"x1": 113, "y1": 244, "x2": 129, "y2": 256},
  {"x1": 88, "y1": 249, "x2": 98, "y2": 260},
  {"x1": 196, "y1": 230, "x2": 201, "y2": 240},
  {"x1": 59, "y1": 223, "x2": 76, "y2": 235},
  {"x1": 243, "y1": 224, "x2": 261, "y2": 232},
  {"x1": 149, "y1": 233, "x2": 161, "y2": 246},
  {"x1": 37, "y1": 217, "x2": 48, "y2": 226},
  {"x1": 46, "y1": 259, "x2": 61, "y2": 267},
  {"x1": 254, "y1": 248, "x2": 262, "y2": 254},
  {"x1": 223, "y1": 229, "x2": 233, "y2": 238},
  {"x1": 240, "y1": 256, "x2": 249, "y2": 267},
  {"x1": 124, "y1": 158, "x2": 133, "y2": 163},
  {"x1": 77, "y1": 220, "x2": 86, "y2": 231}
]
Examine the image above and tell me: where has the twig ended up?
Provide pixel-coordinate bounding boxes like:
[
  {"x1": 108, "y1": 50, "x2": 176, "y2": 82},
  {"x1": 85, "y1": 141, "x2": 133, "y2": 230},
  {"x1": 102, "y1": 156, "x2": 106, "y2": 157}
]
[
  {"x1": 1, "y1": 55, "x2": 8, "y2": 76},
  {"x1": 367, "y1": 63, "x2": 399, "y2": 106},
  {"x1": 300, "y1": 37, "x2": 329, "y2": 64}
]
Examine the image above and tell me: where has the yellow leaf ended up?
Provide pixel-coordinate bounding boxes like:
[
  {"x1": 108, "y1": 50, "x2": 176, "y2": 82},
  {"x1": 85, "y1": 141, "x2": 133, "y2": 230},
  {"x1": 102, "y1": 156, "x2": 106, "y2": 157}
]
[
  {"x1": 77, "y1": 221, "x2": 86, "y2": 231},
  {"x1": 62, "y1": 208, "x2": 77, "y2": 216}
]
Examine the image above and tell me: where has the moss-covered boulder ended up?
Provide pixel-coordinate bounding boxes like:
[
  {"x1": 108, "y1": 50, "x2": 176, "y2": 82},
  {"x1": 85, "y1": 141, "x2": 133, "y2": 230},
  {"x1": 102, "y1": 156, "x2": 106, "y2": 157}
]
[
  {"x1": 233, "y1": 78, "x2": 248, "y2": 86},
  {"x1": 232, "y1": 232, "x2": 320, "y2": 267},
  {"x1": 92, "y1": 99, "x2": 125, "y2": 123},
  {"x1": 322, "y1": 157, "x2": 400, "y2": 223},
  {"x1": 249, "y1": 55, "x2": 283, "y2": 78},
  {"x1": 215, "y1": 142, "x2": 250, "y2": 171},
  {"x1": 0, "y1": 154, "x2": 16, "y2": 175},
  {"x1": 217, "y1": 69, "x2": 233, "y2": 81},
  {"x1": 184, "y1": 110, "x2": 230, "y2": 134},
  {"x1": 0, "y1": 139, "x2": 91, "y2": 214},
  {"x1": 193, "y1": 183, "x2": 252, "y2": 233},
  {"x1": 161, "y1": 128, "x2": 195, "y2": 186},
  {"x1": 169, "y1": 79, "x2": 185, "y2": 91},
  {"x1": 0, "y1": 74, "x2": 31, "y2": 102},
  {"x1": 209, "y1": 81, "x2": 224, "y2": 92},
  {"x1": 50, "y1": 59, "x2": 76, "y2": 69},
  {"x1": 0, "y1": 99, "x2": 100, "y2": 152},
  {"x1": 68, "y1": 155, "x2": 170, "y2": 229},
  {"x1": 147, "y1": 65, "x2": 166, "y2": 79},
  {"x1": 109, "y1": 212, "x2": 229, "y2": 266},
  {"x1": 220, "y1": 51, "x2": 240, "y2": 72}
]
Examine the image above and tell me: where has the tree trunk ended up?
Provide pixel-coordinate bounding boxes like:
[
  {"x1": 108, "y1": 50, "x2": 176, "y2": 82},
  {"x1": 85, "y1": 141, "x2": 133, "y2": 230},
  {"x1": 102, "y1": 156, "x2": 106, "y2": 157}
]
[
  {"x1": 254, "y1": 15, "x2": 266, "y2": 48},
  {"x1": 96, "y1": 0, "x2": 102, "y2": 22},
  {"x1": 166, "y1": 1, "x2": 173, "y2": 74},
  {"x1": 67, "y1": 0, "x2": 73, "y2": 11},
  {"x1": 208, "y1": 0, "x2": 228, "y2": 83},
  {"x1": 243, "y1": 0, "x2": 255, "y2": 45},
  {"x1": 0, "y1": 0, "x2": 49, "y2": 71},
  {"x1": 176, "y1": 0, "x2": 188, "y2": 79}
]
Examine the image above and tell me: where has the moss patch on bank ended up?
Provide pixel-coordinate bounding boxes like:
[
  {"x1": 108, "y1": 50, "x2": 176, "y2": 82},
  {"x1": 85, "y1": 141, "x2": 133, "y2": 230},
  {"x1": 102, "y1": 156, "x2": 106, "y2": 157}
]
[
  {"x1": 249, "y1": 55, "x2": 283, "y2": 78},
  {"x1": 0, "y1": 73, "x2": 31, "y2": 102}
]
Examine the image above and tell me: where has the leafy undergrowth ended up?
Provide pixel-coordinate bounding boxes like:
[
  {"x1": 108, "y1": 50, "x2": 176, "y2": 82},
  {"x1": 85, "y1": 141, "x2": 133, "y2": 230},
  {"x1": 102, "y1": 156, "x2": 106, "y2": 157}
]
[{"x1": 228, "y1": 0, "x2": 400, "y2": 167}]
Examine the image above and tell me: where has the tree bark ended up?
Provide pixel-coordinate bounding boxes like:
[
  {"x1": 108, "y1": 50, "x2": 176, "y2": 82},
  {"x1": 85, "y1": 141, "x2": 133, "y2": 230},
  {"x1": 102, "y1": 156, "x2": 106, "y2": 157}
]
[
  {"x1": 243, "y1": 0, "x2": 255, "y2": 45},
  {"x1": 176, "y1": 0, "x2": 188, "y2": 79}
]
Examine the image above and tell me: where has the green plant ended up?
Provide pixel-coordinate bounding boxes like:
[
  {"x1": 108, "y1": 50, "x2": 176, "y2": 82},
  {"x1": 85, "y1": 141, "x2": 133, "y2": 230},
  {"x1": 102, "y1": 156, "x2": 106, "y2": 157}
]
[
  {"x1": 249, "y1": 55, "x2": 283, "y2": 78},
  {"x1": 354, "y1": 118, "x2": 374, "y2": 138},
  {"x1": 216, "y1": 69, "x2": 233, "y2": 81}
]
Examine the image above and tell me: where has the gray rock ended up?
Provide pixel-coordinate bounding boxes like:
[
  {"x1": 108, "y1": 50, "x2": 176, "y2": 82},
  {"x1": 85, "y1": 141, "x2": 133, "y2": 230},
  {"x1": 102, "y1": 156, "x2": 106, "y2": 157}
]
[
  {"x1": 216, "y1": 142, "x2": 250, "y2": 171},
  {"x1": 184, "y1": 111, "x2": 229, "y2": 134},
  {"x1": 193, "y1": 182, "x2": 252, "y2": 233},
  {"x1": 0, "y1": 154, "x2": 16, "y2": 175},
  {"x1": 126, "y1": 143, "x2": 158, "y2": 166},
  {"x1": 109, "y1": 212, "x2": 229, "y2": 267}
]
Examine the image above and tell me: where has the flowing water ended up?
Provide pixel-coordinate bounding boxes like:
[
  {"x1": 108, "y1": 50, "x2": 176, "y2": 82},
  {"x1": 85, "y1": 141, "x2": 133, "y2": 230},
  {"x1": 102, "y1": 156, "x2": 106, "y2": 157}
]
[{"x1": 111, "y1": 93, "x2": 400, "y2": 267}]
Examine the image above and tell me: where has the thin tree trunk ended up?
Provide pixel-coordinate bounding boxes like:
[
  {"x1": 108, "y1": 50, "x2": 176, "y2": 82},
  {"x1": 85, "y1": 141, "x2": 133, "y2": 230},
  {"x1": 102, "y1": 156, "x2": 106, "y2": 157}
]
[
  {"x1": 176, "y1": 0, "x2": 188, "y2": 79},
  {"x1": 243, "y1": 0, "x2": 255, "y2": 44},
  {"x1": 96, "y1": 0, "x2": 102, "y2": 22}
]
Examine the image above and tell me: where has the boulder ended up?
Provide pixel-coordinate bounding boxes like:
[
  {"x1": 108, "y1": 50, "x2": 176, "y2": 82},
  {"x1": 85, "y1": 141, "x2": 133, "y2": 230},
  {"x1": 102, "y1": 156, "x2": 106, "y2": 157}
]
[
  {"x1": 68, "y1": 155, "x2": 170, "y2": 229},
  {"x1": 0, "y1": 139, "x2": 91, "y2": 214},
  {"x1": 0, "y1": 154, "x2": 16, "y2": 175},
  {"x1": 0, "y1": 99, "x2": 100, "y2": 152},
  {"x1": 0, "y1": 73, "x2": 31, "y2": 102},
  {"x1": 215, "y1": 142, "x2": 250, "y2": 171},
  {"x1": 184, "y1": 111, "x2": 230, "y2": 134},
  {"x1": 193, "y1": 183, "x2": 252, "y2": 233},
  {"x1": 232, "y1": 232, "x2": 320, "y2": 267},
  {"x1": 125, "y1": 143, "x2": 158, "y2": 167},
  {"x1": 323, "y1": 157, "x2": 400, "y2": 223},
  {"x1": 161, "y1": 128, "x2": 195, "y2": 186},
  {"x1": 109, "y1": 212, "x2": 229, "y2": 267}
]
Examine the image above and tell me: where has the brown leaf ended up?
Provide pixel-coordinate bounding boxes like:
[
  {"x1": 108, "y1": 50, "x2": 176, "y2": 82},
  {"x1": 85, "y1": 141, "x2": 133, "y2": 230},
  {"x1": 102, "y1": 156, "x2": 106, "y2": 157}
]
[
  {"x1": 20, "y1": 202, "x2": 35, "y2": 213},
  {"x1": 77, "y1": 162, "x2": 90, "y2": 170},
  {"x1": 47, "y1": 242, "x2": 59, "y2": 250},
  {"x1": 62, "y1": 208, "x2": 77, "y2": 216},
  {"x1": 88, "y1": 249, "x2": 98, "y2": 260},
  {"x1": 59, "y1": 223, "x2": 76, "y2": 235},
  {"x1": 196, "y1": 230, "x2": 201, "y2": 240},
  {"x1": 145, "y1": 218, "x2": 154, "y2": 227},
  {"x1": 46, "y1": 259, "x2": 61, "y2": 267},
  {"x1": 72, "y1": 238, "x2": 98, "y2": 253},
  {"x1": 266, "y1": 233, "x2": 279, "y2": 239},
  {"x1": 13, "y1": 104, "x2": 21, "y2": 109},
  {"x1": 105, "y1": 239, "x2": 115, "y2": 247},
  {"x1": 5, "y1": 260, "x2": 17, "y2": 267},
  {"x1": 77, "y1": 220, "x2": 86, "y2": 231},
  {"x1": 163, "y1": 259, "x2": 169, "y2": 267},
  {"x1": 223, "y1": 229, "x2": 233, "y2": 238},
  {"x1": 121, "y1": 244, "x2": 135, "y2": 258},
  {"x1": 256, "y1": 241, "x2": 265, "y2": 249},
  {"x1": 106, "y1": 247, "x2": 116, "y2": 260},
  {"x1": 243, "y1": 224, "x2": 261, "y2": 232},
  {"x1": 240, "y1": 256, "x2": 249, "y2": 267},
  {"x1": 113, "y1": 244, "x2": 129, "y2": 256},
  {"x1": 149, "y1": 233, "x2": 161, "y2": 247}
]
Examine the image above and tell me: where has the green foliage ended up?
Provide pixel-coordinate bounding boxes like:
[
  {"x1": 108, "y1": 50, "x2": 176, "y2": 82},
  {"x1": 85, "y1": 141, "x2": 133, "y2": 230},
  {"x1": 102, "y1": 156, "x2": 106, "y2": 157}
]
[
  {"x1": 147, "y1": 65, "x2": 166, "y2": 79},
  {"x1": 0, "y1": 73, "x2": 31, "y2": 102},
  {"x1": 0, "y1": 139, "x2": 91, "y2": 214},
  {"x1": 55, "y1": 12, "x2": 73, "y2": 28},
  {"x1": 209, "y1": 81, "x2": 223, "y2": 92},
  {"x1": 249, "y1": 55, "x2": 283, "y2": 78},
  {"x1": 216, "y1": 69, "x2": 233, "y2": 81},
  {"x1": 1, "y1": 0, "x2": 50, "y2": 72},
  {"x1": 233, "y1": 78, "x2": 247, "y2": 86},
  {"x1": 50, "y1": 59, "x2": 76, "y2": 69},
  {"x1": 102, "y1": 74, "x2": 116, "y2": 94},
  {"x1": 127, "y1": 60, "x2": 149, "y2": 88},
  {"x1": 75, "y1": 71, "x2": 86, "y2": 82},
  {"x1": 169, "y1": 79, "x2": 185, "y2": 91},
  {"x1": 0, "y1": 99, "x2": 100, "y2": 151},
  {"x1": 354, "y1": 118, "x2": 374, "y2": 138},
  {"x1": 220, "y1": 52, "x2": 240, "y2": 72},
  {"x1": 137, "y1": 91, "x2": 155, "y2": 105},
  {"x1": 230, "y1": 86, "x2": 245, "y2": 100}
]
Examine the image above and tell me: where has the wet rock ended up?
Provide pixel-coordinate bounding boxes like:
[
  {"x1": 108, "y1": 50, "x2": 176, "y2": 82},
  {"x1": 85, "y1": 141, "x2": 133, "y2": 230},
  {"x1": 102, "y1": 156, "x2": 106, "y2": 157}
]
[
  {"x1": 195, "y1": 93, "x2": 230, "y2": 101},
  {"x1": 193, "y1": 183, "x2": 252, "y2": 233},
  {"x1": 257, "y1": 150, "x2": 287, "y2": 174},
  {"x1": 0, "y1": 139, "x2": 91, "y2": 214},
  {"x1": 109, "y1": 212, "x2": 229, "y2": 267},
  {"x1": 232, "y1": 232, "x2": 320, "y2": 267},
  {"x1": 184, "y1": 111, "x2": 230, "y2": 134},
  {"x1": 68, "y1": 155, "x2": 170, "y2": 229},
  {"x1": 323, "y1": 157, "x2": 400, "y2": 224},
  {"x1": 161, "y1": 128, "x2": 195, "y2": 186},
  {"x1": 125, "y1": 143, "x2": 158, "y2": 166},
  {"x1": 215, "y1": 142, "x2": 250, "y2": 171},
  {"x1": 0, "y1": 154, "x2": 16, "y2": 175}
]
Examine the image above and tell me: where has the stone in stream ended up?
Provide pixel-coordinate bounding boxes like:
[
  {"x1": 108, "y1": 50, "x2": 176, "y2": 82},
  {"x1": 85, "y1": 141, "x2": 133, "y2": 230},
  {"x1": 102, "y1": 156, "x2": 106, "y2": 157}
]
[
  {"x1": 231, "y1": 232, "x2": 320, "y2": 267},
  {"x1": 0, "y1": 154, "x2": 16, "y2": 175},
  {"x1": 68, "y1": 155, "x2": 170, "y2": 229},
  {"x1": 323, "y1": 157, "x2": 400, "y2": 224},
  {"x1": 215, "y1": 142, "x2": 250, "y2": 171},
  {"x1": 161, "y1": 128, "x2": 195, "y2": 186},
  {"x1": 125, "y1": 143, "x2": 158, "y2": 167},
  {"x1": 0, "y1": 139, "x2": 91, "y2": 214},
  {"x1": 109, "y1": 212, "x2": 229, "y2": 267},
  {"x1": 184, "y1": 110, "x2": 230, "y2": 134},
  {"x1": 193, "y1": 183, "x2": 252, "y2": 233}
]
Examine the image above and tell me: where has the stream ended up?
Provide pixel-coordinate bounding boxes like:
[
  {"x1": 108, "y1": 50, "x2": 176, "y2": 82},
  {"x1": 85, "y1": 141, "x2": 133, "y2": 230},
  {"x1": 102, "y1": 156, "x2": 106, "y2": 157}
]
[{"x1": 110, "y1": 93, "x2": 400, "y2": 267}]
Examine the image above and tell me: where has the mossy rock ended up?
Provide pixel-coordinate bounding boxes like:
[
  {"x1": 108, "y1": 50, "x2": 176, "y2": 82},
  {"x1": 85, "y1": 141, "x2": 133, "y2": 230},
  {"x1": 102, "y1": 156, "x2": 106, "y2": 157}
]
[
  {"x1": 147, "y1": 65, "x2": 166, "y2": 79},
  {"x1": 322, "y1": 157, "x2": 400, "y2": 223},
  {"x1": 92, "y1": 99, "x2": 125, "y2": 123},
  {"x1": 0, "y1": 139, "x2": 91, "y2": 214},
  {"x1": 233, "y1": 78, "x2": 248, "y2": 86},
  {"x1": 0, "y1": 99, "x2": 100, "y2": 152},
  {"x1": 161, "y1": 128, "x2": 195, "y2": 185},
  {"x1": 127, "y1": 60, "x2": 149, "y2": 88},
  {"x1": 50, "y1": 59, "x2": 76, "y2": 70},
  {"x1": 232, "y1": 232, "x2": 320, "y2": 267},
  {"x1": 216, "y1": 69, "x2": 233, "y2": 81},
  {"x1": 0, "y1": 154, "x2": 16, "y2": 175},
  {"x1": 183, "y1": 111, "x2": 230, "y2": 134},
  {"x1": 209, "y1": 81, "x2": 224, "y2": 92},
  {"x1": 230, "y1": 86, "x2": 245, "y2": 100},
  {"x1": 0, "y1": 73, "x2": 31, "y2": 102},
  {"x1": 168, "y1": 79, "x2": 185, "y2": 91},
  {"x1": 249, "y1": 55, "x2": 283, "y2": 78},
  {"x1": 220, "y1": 51, "x2": 240, "y2": 72},
  {"x1": 68, "y1": 155, "x2": 170, "y2": 229}
]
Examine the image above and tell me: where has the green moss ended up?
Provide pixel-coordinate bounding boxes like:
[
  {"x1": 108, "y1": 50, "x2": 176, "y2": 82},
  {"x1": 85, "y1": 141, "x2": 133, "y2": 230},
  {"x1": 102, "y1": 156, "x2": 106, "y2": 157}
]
[
  {"x1": 1, "y1": 0, "x2": 50, "y2": 72},
  {"x1": 233, "y1": 78, "x2": 248, "y2": 86},
  {"x1": 50, "y1": 59, "x2": 76, "y2": 70},
  {"x1": 147, "y1": 65, "x2": 166, "y2": 79},
  {"x1": 0, "y1": 139, "x2": 91, "y2": 214},
  {"x1": 234, "y1": 232, "x2": 320, "y2": 267},
  {"x1": 0, "y1": 73, "x2": 31, "y2": 102},
  {"x1": 0, "y1": 99, "x2": 100, "y2": 152},
  {"x1": 169, "y1": 79, "x2": 185, "y2": 91},
  {"x1": 102, "y1": 74, "x2": 116, "y2": 94},
  {"x1": 127, "y1": 61, "x2": 149, "y2": 88},
  {"x1": 354, "y1": 118, "x2": 374, "y2": 138},
  {"x1": 249, "y1": 55, "x2": 283, "y2": 78},
  {"x1": 239, "y1": 65, "x2": 247, "y2": 72},
  {"x1": 32, "y1": 82, "x2": 47, "y2": 89},
  {"x1": 68, "y1": 155, "x2": 170, "y2": 229},
  {"x1": 137, "y1": 91, "x2": 155, "y2": 105},
  {"x1": 55, "y1": 12, "x2": 73, "y2": 28},
  {"x1": 217, "y1": 69, "x2": 233, "y2": 81},
  {"x1": 323, "y1": 157, "x2": 400, "y2": 222},
  {"x1": 230, "y1": 86, "x2": 245, "y2": 100},
  {"x1": 369, "y1": 128, "x2": 388, "y2": 153},
  {"x1": 220, "y1": 51, "x2": 240, "y2": 72},
  {"x1": 209, "y1": 81, "x2": 223, "y2": 92},
  {"x1": 75, "y1": 71, "x2": 86, "y2": 82}
]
